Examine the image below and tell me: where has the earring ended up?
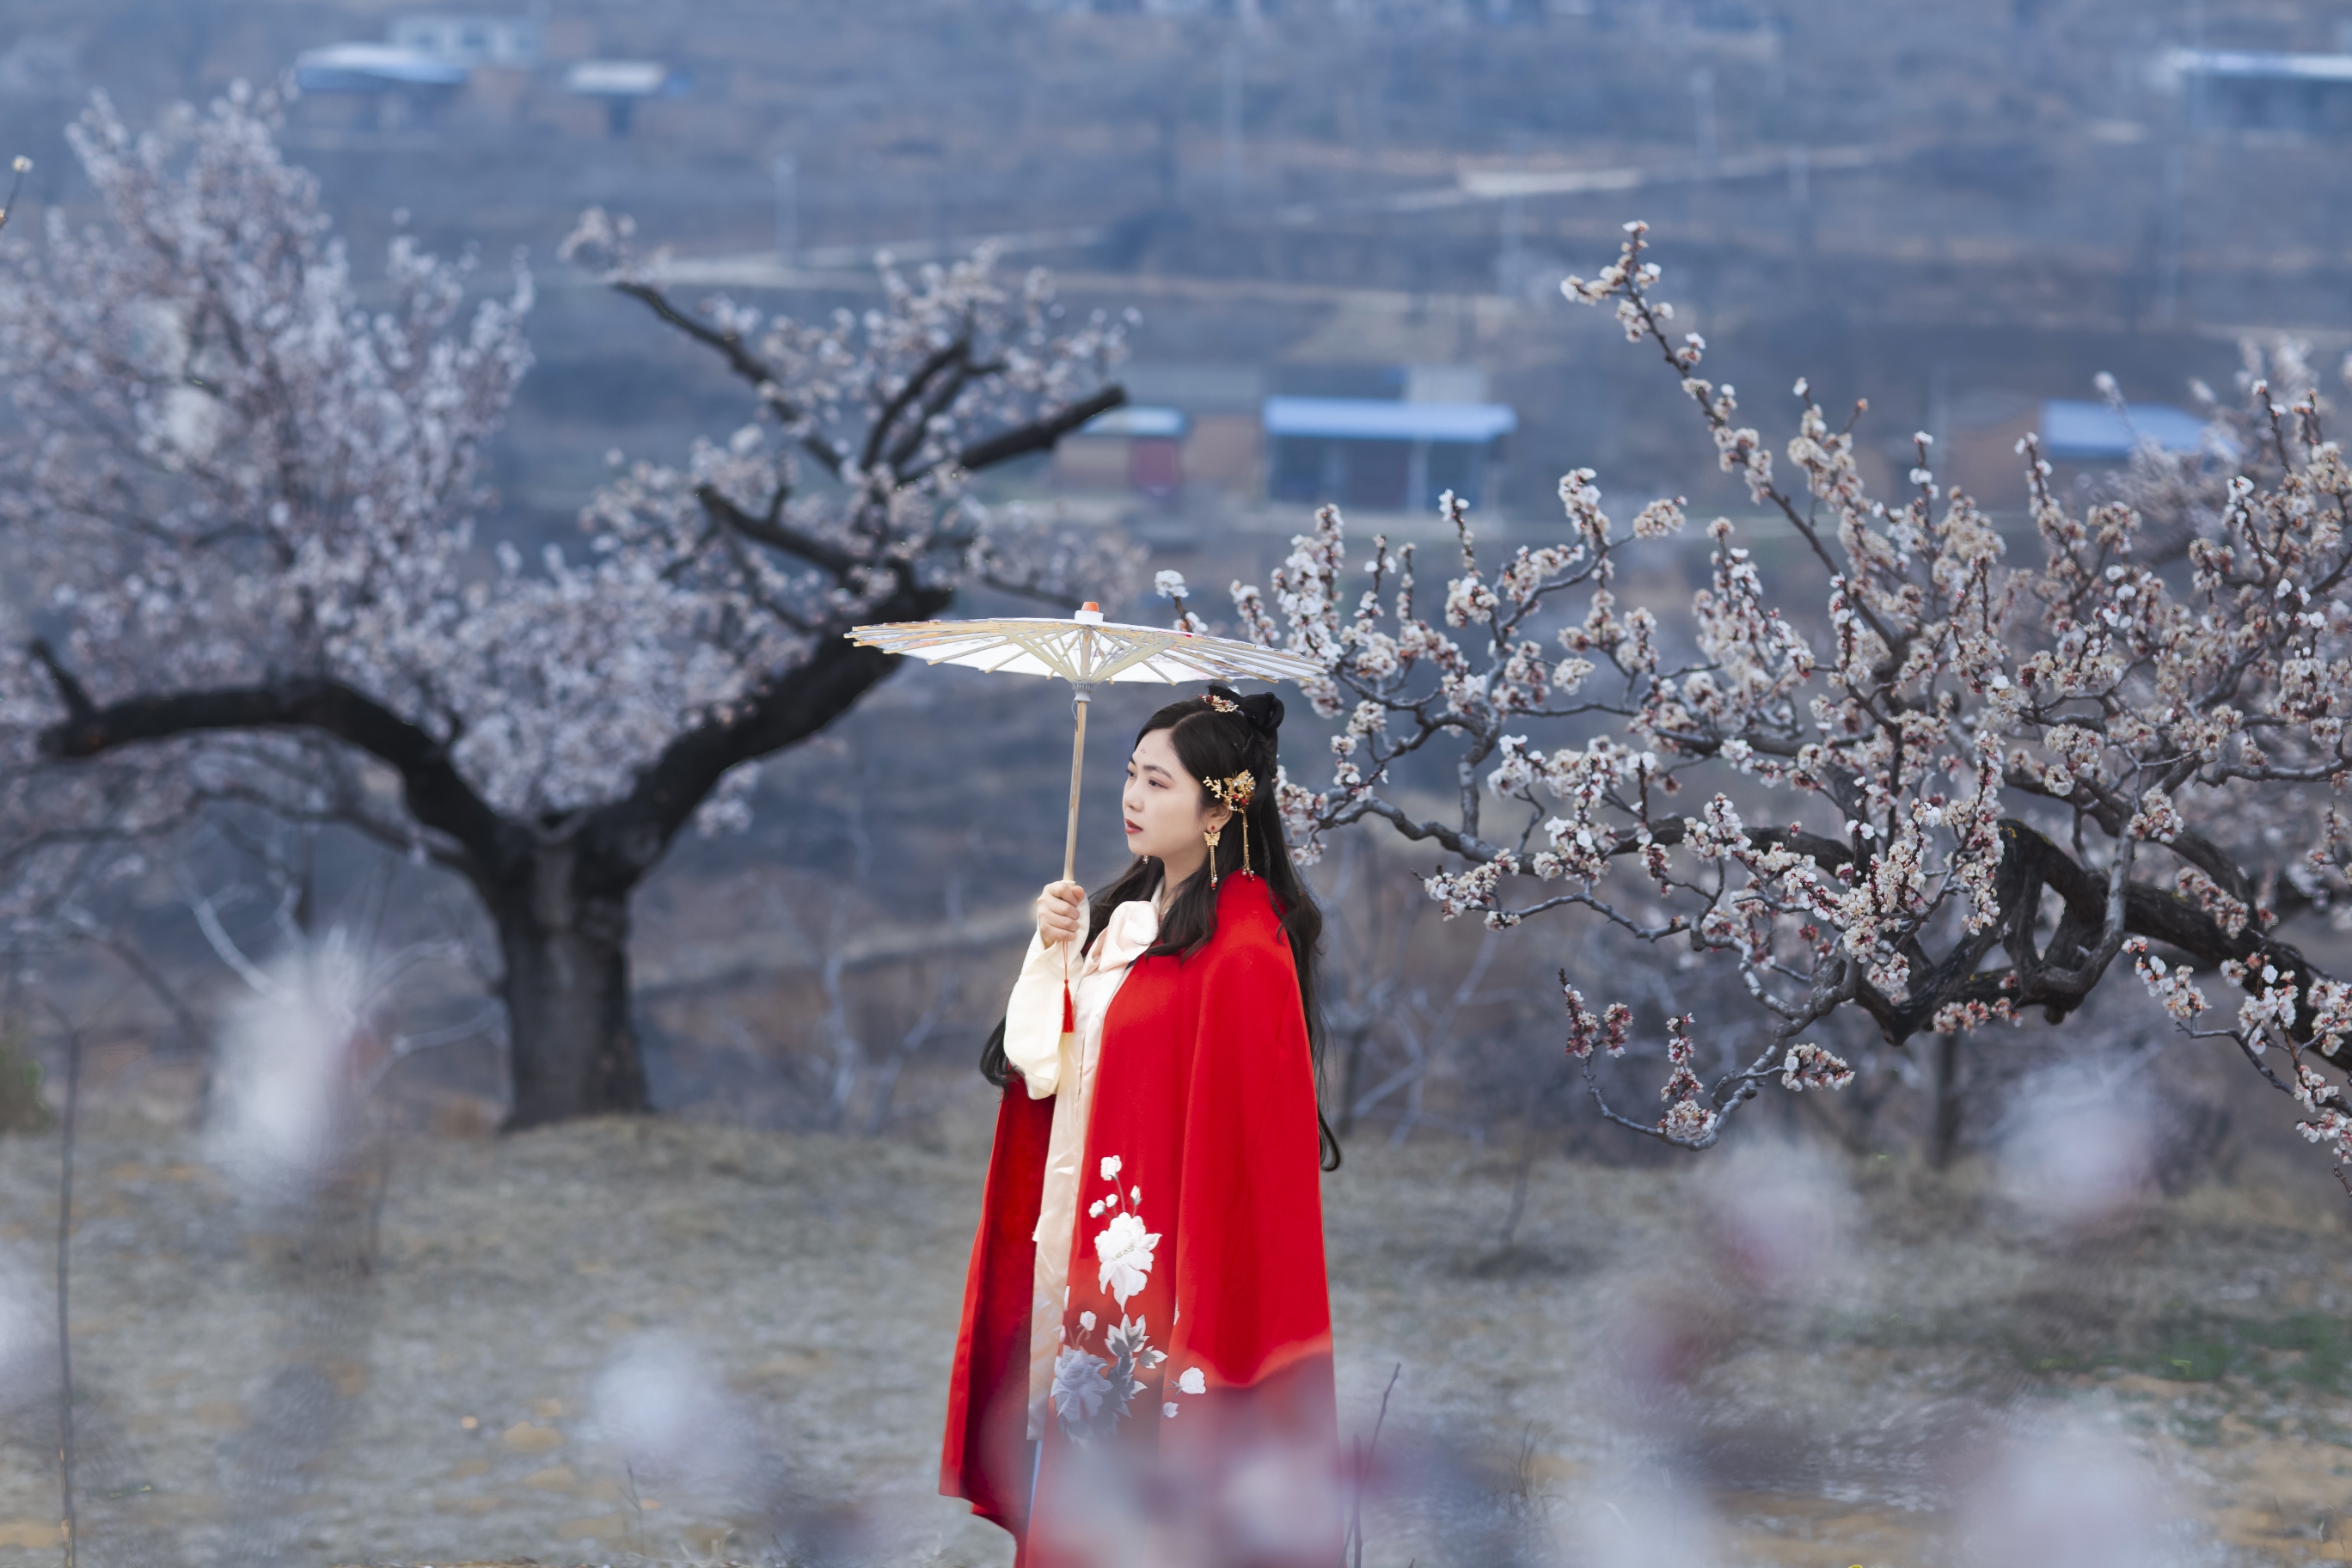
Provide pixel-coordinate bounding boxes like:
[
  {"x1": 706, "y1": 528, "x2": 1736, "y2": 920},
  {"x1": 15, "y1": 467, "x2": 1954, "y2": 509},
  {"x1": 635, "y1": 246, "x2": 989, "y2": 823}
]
[
  {"x1": 1240, "y1": 813, "x2": 1251, "y2": 878},
  {"x1": 1204, "y1": 825, "x2": 1222, "y2": 888}
]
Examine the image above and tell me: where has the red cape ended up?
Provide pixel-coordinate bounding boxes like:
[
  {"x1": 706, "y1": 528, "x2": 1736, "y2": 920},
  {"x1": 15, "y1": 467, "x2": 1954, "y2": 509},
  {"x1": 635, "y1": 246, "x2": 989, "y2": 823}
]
[{"x1": 941, "y1": 874, "x2": 1339, "y2": 1565}]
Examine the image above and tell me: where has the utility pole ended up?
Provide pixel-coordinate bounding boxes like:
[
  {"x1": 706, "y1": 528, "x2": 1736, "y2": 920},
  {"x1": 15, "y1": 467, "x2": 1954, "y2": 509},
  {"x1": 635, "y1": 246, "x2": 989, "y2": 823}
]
[
  {"x1": 771, "y1": 152, "x2": 798, "y2": 264},
  {"x1": 1927, "y1": 360, "x2": 1951, "y2": 468},
  {"x1": 2156, "y1": 0, "x2": 2202, "y2": 326},
  {"x1": 1690, "y1": 64, "x2": 1718, "y2": 164},
  {"x1": 1222, "y1": 43, "x2": 1244, "y2": 208},
  {"x1": 1788, "y1": 144, "x2": 1815, "y2": 309},
  {"x1": 1498, "y1": 129, "x2": 1528, "y2": 299},
  {"x1": 2154, "y1": 142, "x2": 2184, "y2": 325}
]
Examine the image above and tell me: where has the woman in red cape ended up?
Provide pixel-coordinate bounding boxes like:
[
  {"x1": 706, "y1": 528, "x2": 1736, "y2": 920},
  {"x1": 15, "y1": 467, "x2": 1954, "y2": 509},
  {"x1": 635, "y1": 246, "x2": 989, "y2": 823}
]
[{"x1": 940, "y1": 685, "x2": 1342, "y2": 1567}]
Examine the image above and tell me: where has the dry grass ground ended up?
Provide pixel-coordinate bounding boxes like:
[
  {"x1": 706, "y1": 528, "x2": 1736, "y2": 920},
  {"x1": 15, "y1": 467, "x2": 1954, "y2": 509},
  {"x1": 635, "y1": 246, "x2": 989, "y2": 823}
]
[{"x1": 0, "y1": 1102, "x2": 2343, "y2": 1566}]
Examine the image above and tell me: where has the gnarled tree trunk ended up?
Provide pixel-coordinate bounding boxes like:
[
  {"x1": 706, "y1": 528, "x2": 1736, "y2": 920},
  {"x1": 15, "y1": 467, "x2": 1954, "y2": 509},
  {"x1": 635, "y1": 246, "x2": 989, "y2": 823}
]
[{"x1": 490, "y1": 843, "x2": 647, "y2": 1129}]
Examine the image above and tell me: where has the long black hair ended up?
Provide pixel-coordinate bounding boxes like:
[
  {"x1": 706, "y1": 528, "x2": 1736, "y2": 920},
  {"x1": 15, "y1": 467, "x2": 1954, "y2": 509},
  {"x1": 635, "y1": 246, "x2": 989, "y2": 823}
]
[{"x1": 980, "y1": 683, "x2": 1339, "y2": 1170}]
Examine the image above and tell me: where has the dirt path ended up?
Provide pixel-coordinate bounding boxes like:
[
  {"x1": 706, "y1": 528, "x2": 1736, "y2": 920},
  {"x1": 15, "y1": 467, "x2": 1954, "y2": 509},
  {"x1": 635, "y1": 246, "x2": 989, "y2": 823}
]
[{"x1": 0, "y1": 1110, "x2": 2344, "y2": 1565}]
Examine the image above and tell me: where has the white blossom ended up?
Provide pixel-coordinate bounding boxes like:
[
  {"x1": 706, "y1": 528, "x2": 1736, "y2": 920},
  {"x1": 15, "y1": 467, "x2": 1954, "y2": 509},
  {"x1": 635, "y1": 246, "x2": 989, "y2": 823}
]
[{"x1": 1093, "y1": 1210, "x2": 1160, "y2": 1307}]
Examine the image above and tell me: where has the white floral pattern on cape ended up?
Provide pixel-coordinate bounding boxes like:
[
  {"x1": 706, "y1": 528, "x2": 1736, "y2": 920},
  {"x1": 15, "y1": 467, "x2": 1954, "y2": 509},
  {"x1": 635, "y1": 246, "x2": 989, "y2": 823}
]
[{"x1": 1050, "y1": 1151, "x2": 1169, "y2": 1442}]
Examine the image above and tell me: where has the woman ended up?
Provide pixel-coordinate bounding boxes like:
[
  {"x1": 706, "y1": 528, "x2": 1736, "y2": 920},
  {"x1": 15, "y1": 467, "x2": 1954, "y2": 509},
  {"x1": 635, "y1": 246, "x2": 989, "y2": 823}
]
[{"x1": 940, "y1": 685, "x2": 1341, "y2": 1567}]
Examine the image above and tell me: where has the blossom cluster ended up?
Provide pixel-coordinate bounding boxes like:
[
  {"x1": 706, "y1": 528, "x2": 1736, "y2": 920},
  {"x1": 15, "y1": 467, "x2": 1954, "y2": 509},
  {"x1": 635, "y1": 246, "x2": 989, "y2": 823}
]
[
  {"x1": 2125, "y1": 938, "x2": 2210, "y2": 1024},
  {"x1": 1780, "y1": 1043, "x2": 1856, "y2": 1091},
  {"x1": 1560, "y1": 979, "x2": 1632, "y2": 1061}
]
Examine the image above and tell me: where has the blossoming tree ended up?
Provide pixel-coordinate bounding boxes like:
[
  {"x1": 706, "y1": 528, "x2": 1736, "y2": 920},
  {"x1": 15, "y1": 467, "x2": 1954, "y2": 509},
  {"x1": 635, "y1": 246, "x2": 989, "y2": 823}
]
[
  {"x1": 0, "y1": 89, "x2": 1130, "y2": 1126},
  {"x1": 1228, "y1": 223, "x2": 2352, "y2": 1185}
]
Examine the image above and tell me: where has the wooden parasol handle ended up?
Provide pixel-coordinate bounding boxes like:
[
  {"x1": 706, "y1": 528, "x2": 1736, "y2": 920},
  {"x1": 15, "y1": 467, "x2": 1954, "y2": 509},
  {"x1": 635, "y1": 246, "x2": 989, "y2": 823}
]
[{"x1": 1061, "y1": 688, "x2": 1092, "y2": 886}]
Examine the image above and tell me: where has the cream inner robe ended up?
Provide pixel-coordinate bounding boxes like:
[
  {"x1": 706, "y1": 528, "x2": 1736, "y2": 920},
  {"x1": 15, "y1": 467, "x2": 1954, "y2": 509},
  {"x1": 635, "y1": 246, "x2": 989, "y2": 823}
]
[{"x1": 1001, "y1": 898, "x2": 1160, "y2": 1440}]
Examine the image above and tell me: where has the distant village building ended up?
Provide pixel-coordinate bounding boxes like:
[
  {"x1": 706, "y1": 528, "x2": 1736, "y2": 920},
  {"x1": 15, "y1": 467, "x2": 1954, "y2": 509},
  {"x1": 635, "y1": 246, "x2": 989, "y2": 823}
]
[
  {"x1": 1920, "y1": 394, "x2": 2216, "y2": 508},
  {"x1": 1059, "y1": 407, "x2": 1190, "y2": 499},
  {"x1": 292, "y1": 43, "x2": 470, "y2": 95},
  {"x1": 2037, "y1": 400, "x2": 2208, "y2": 461},
  {"x1": 1124, "y1": 364, "x2": 1265, "y2": 495},
  {"x1": 563, "y1": 60, "x2": 683, "y2": 137},
  {"x1": 1057, "y1": 364, "x2": 1264, "y2": 501},
  {"x1": 294, "y1": 13, "x2": 542, "y2": 130},
  {"x1": 387, "y1": 13, "x2": 542, "y2": 70},
  {"x1": 291, "y1": 12, "x2": 685, "y2": 138},
  {"x1": 1050, "y1": 362, "x2": 1513, "y2": 514},
  {"x1": 2163, "y1": 48, "x2": 2352, "y2": 135},
  {"x1": 291, "y1": 44, "x2": 469, "y2": 130},
  {"x1": 1265, "y1": 394, "x2": 1516, "y2": 513}
]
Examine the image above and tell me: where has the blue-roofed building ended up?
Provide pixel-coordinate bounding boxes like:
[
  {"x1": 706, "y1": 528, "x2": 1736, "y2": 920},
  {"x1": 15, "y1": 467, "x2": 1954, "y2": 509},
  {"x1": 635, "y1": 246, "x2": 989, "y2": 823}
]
[
  {"x1": 2038, "y1": 401, "x2": 2211, "y2": 462},
  {"x1": 1063, "y1": 404, "x2": 1190, "y2": 499},
  {"x1": 1054, "y1": 367, "x2": 1265, "y2": 502},
  {"x1": 2163, "y1": 48, "x2": 2352, "y2": 135},
  {"x1": 1264, "y1": 395, "x2": 1517, "y2": 512},
  {"x1": 292, "y1": 43, "x2": 471, "y2": 94},
  {"x1": 388, "y1": 14, "x2": 542, "y2": 70},
  {"x1": 291, "y1": 43, "x2": 471, "y2": 132},
  {"x1": 1081, "y1": 406, "x2": 1189, "y2": 440},
  {"x1": 565, "y1": 60, "x2": 689, "y2": 137}
]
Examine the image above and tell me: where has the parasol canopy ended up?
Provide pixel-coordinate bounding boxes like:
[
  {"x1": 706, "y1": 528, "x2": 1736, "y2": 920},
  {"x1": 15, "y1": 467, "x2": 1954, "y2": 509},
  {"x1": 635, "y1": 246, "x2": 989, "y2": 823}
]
[
  {"x1": 848, "y1": 603, "x2": 1322, "y2": 885},
  {"x1": 845, "y1": 606, "x2": 1319, "y2": 688}
]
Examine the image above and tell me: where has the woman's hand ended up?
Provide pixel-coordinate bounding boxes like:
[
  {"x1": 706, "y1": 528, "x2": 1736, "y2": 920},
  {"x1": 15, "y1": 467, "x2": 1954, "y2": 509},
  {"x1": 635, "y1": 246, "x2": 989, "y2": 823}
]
[{"x1": 1036, "y1": 879, "x2": 1087, "y2": 949}]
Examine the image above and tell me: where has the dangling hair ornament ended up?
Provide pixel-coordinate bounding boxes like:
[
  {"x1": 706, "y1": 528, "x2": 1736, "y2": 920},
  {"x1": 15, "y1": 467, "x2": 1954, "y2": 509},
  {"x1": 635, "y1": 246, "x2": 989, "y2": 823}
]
[{"x1": 1204, "y1": 769, "x2": 1258, "y2": 885}]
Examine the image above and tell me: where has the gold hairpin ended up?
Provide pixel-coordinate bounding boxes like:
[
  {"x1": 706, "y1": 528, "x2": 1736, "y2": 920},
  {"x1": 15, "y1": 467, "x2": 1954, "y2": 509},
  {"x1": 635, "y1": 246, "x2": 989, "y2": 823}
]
[
  {"x1": 1207, "y1": 695, "x2": 1240, "y2": 714},
  {"x1": 1204, "y1": 770, "x2": 1258, "y2": 879},
  {"x1": 1204, "y1": 770, "x2": 1256, "y2": 812}
]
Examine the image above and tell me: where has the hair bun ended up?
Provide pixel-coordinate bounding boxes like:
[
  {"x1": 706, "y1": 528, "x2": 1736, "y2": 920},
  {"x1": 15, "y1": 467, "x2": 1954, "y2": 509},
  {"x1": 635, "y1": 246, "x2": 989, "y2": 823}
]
[
  {"x1": 1206, "y1": 683, "x2": 1283, "y2": 740},
  {"x1": 1235, "y1": 690, "x2": 1283, "y2": 738},
  {"x1": 1204, "y1": 683, "x2": 1283, "y2": 776}
]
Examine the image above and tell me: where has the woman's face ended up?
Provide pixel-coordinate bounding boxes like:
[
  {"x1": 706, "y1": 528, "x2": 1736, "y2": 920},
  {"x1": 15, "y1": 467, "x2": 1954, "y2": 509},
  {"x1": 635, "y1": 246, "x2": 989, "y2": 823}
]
[{"x1": 1123, "y1": 727, "x2": 1227, "y2": 866}]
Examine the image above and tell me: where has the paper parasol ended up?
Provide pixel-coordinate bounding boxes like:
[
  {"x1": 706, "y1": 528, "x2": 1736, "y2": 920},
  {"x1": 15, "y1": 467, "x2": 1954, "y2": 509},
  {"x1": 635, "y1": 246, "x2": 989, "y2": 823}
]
[{"x1": 847, "y1": 603, "x2": 1322, "y2": 884}]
